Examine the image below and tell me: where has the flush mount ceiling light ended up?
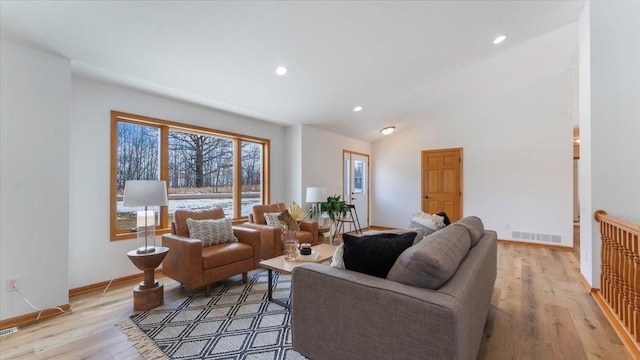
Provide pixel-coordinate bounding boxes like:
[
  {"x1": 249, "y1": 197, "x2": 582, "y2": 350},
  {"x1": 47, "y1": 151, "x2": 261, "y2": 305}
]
[
  {"x1": 353, "y1": 106, "x2": 363, "y2": 112},
  {"x1": 493, "y1": 35, "x2": 507, "y2": 45},
  {"x1": 275, "y1": 66, "x2": 288, "y2": 76},
  {"x1": 380, "y1": 126, "x2": 395, "y2": 135}
]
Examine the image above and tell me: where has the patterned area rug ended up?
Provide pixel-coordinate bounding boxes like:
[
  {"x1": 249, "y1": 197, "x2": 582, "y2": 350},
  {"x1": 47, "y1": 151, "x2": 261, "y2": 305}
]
[{"x1": 118, "y1": 272, "x2": 307, "y2": 360}]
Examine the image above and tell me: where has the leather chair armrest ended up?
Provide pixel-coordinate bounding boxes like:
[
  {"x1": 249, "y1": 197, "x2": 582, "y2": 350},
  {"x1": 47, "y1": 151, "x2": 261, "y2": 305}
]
[
  {"x1": 242, "y1": 222, "x2": 283, "y2": 258},
  {"x1": 299, "y1": 220, "x2": 319, "y2": 244},
  {"x1": 233, "y1": 226, "x2": 262, "y2": 268},
  {"x1": 161, "y1": 234, "x2": 203, "y2": 288}
]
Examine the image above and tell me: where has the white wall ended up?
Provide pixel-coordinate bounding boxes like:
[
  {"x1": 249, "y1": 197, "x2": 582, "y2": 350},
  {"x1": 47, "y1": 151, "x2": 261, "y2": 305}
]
[
  {"x1": 299, "y1": 126, "x2": 370, "y2": 207},
  {"x1": 581, "y1": 1, "x2": 640, "y2": 288},
  {"x1": 372, "y1": 72, "x2": 574, "y2": 247},
  {"x1": 69, "y1": 76, "x2": 287, "y2": 288},
  {"x1": 578, "y1": 1, "x2": 594, "y2": 284},
  {"x1": 284, "y1": 125, "x2": 303, "y2": 205},
  {"x1": 1, "y1": 40, "x2": 71, "y2": 320}
]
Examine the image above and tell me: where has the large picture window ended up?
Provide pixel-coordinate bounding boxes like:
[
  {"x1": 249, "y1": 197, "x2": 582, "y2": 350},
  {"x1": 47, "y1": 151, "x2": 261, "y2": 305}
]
[{"x1": 111, "y1": 111, "x2": 269, "y2": 241}]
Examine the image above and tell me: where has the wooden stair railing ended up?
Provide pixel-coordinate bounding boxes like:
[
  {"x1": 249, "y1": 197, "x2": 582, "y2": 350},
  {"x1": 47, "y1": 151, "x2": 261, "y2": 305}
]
[{"x1": 594, "y1": 210, "x2": 640, "y2": 344}]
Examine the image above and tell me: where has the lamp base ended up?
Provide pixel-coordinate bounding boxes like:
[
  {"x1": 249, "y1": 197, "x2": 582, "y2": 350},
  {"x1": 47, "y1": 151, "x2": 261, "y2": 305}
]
[{"x1": 136, "y1": 246, "x2": 156, "y2": 254}]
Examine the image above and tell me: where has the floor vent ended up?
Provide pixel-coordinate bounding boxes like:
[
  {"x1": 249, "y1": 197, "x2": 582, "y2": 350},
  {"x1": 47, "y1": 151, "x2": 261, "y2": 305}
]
[
  {"x1": 0, "y1": 326, "x2": 18, "y2": 337},
  {"x1": 512, "y1": 231, "x2": 561, "y2": 244}
]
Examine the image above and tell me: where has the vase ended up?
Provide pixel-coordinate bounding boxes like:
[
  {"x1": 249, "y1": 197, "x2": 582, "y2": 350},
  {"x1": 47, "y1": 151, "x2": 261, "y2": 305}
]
[{"x1": 282, "y1": 230, "x2": 299, "y2": 261}]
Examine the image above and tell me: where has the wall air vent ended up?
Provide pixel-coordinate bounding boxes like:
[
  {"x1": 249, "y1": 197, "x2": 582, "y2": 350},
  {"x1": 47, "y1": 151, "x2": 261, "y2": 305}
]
[
  {"x1": 512, "y1": 231, "x2": 561, "y2": 244},
  {"x1": 0, "y1": 326, "x2": 18, "y2": 337}
]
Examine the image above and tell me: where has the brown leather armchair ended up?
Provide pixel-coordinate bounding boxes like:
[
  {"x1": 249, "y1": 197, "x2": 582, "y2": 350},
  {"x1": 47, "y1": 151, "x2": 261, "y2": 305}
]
[
  {"x1": 162, "y1": 207, "x2": 261, "y2": 296},
  {"x1": 242, "y1": 203, "x2": 318, "y2": 259}
]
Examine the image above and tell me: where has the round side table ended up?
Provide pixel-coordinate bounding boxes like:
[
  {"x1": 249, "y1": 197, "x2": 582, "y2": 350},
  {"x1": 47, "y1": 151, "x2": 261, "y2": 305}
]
[
  {"x1": 127, "y1": 246, "x2": 169, "y2": 311},
  {"x1": 318, "y1": 226, "x2": 331, "y2": 243}
]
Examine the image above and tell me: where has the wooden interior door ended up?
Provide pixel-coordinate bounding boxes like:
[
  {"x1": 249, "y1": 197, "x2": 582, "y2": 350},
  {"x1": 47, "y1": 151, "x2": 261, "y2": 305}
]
[{"x1": 421, "y1": 148, "x2": 463, "y2": 222}]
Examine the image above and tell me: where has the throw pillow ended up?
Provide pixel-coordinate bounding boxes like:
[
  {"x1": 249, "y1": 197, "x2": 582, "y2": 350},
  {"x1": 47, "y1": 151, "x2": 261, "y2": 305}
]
[
  {"x1": 329, "y1": 243, "x2": 346, "y2": 269},
  {"x1": 186, "y1": 217, "x2": 238, "y2": 247},
  {"x1": 278, "y1": 209, "x2": 300, "y2": 231},
  {"x1": 287, "y1": 201, "x2": 306, "y2": 222},
  {"x1": 342, "y1": 232, "x2": 416, "y2": 278},
  {"x1": 410, "y1": 211, "x2": 446, "y2": 229},
  {"x1": 264, "y1": 212, "x2": 283, "y2": 230},
  {"x1": 357, "y1": 228, "x2": 425, "y2": 245},
  {"x1": 409, "y1": 212, "x2": 447, "y2": 237},
  {"x1": 437, "y1": 211, "x2": 451, "y2": 226}
]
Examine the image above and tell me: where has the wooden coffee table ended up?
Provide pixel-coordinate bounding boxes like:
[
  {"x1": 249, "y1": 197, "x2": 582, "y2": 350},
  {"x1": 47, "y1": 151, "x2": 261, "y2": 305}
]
[{"x1": 259, "y1": 243, "x2": 337, "y2": 309}]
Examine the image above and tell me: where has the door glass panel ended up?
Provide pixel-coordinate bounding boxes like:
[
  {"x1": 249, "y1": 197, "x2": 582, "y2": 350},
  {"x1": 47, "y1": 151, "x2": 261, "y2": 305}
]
[
  {"x1": 344, "y1": 158, "x2": 350, "y2": 200},
  {"x1": 353, "y1": 160, "x2": 365, "y2": 194}
]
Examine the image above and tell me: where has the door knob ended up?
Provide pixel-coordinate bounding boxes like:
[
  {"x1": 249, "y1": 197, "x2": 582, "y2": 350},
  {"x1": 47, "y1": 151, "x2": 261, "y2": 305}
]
[{"x1": 424, "y1": 195, "x2": 429, "y2": 199}]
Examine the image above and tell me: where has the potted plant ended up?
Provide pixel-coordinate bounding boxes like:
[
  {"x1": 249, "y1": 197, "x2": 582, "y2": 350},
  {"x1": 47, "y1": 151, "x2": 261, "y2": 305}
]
[{"x1": 321, "y1": 194, "x2": 348, "y2": 230}]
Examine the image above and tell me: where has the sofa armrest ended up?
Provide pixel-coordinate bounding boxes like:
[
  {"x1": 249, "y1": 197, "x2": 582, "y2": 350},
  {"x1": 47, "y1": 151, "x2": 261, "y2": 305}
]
[
  {"x1": 232, "y1": 226, "x2": 261, "y2": 268},
  {"x1": 161, "y1": 234, "x2": 204, "y2": 288},
  {"x1": 299, "y1": 220, "x2": 318, "y2": 244},
  {"x1": 291, "y1": 264, "x2": 463, "y2": 360}
]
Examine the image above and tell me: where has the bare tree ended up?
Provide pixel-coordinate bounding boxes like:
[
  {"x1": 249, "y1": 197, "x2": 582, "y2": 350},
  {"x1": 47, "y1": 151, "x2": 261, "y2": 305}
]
[{"x1": 117, "y1": 122, "x2": 159, "y2": 191}]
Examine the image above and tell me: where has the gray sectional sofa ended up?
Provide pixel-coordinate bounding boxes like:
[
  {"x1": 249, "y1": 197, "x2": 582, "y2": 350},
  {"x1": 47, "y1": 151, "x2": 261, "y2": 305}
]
[{"x1": 291, "y1": 216, "x2": 497, "y2": 360}]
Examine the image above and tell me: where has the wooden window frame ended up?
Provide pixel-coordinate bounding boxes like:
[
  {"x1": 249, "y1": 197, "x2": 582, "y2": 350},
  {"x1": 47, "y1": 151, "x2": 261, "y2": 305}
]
[{"x1": 110, "y1": 111, "x2": 270, "y2": 241}]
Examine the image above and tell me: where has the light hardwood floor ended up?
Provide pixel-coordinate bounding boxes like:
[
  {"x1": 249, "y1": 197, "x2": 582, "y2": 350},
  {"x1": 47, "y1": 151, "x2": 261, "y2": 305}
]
[{"x1": 0, "y1": 228, "x2": 631, "y2": 360}]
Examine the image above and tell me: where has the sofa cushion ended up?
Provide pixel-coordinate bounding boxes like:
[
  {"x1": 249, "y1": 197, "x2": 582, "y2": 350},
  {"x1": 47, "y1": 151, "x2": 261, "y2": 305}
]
[
  {"x1": 387, "y1": 224, "x2": 471, "y2": 289},
  {"x1": 202, "y1": 242, "x2": 253, "y2": 269},
  {"x1": 452, "y1": 216, "x2": 485, "y2": 247},
  {"x1": 186, "y1": 217, "x2": 238, "y2": 247},
  {"x1": 342, "y1": 232, "x2": 416, "y2": 278}
]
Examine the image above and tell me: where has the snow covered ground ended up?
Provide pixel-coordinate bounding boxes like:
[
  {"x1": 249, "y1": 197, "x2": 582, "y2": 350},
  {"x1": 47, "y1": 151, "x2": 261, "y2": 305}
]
[{"x1": 117, "y1": 198, "x2": 260, "y2": 219}]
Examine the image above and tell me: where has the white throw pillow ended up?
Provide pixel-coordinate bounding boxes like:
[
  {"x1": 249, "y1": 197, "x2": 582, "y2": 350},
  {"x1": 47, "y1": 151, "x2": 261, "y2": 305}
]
[
  {"x1": 264, "y1": 212, "x2": 283, "y2": 230},
  {"x1": 330, "y1": 243, "x2": 346, "y2": 269},
  {"x1": 186, "y1": 217, "x2": 238, "y2": 247},
  {"x1": 410, "y1": 211, "x2": 446, "y2": 230}
]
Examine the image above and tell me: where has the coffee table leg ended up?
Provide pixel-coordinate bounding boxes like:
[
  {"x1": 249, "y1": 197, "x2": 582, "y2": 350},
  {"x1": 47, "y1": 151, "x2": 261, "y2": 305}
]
[
  {"x1": 266, "y1": 269, "x2": 291, "y2": 309},
  {"x1": 267, "y1": 269, "x2": 273, "y2": 301}
]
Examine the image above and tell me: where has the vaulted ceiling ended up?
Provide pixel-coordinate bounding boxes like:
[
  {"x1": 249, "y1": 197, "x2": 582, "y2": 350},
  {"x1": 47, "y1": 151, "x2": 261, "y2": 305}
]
[{"x1": 0, "y1": 1, "x2": 584, "y2": 142}]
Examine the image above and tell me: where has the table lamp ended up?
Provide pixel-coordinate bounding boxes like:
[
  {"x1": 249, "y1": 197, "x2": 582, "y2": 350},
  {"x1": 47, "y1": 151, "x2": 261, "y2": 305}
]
[
  {"x1": 123, "y1": 180, "x2": 168, "y2": 254},
  {"x1": 305, "y1": 187, "x2": 327, "y2": 222}
]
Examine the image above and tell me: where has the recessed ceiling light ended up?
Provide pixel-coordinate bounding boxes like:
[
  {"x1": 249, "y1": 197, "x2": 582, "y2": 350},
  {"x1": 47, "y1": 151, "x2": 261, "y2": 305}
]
[
  {"x1": 275, "y1": 66, "x2": 288, "y2": 76},
  {"x1": 493, "y1": 35, "x2": 507, "y2": 45},
  {"x1": 353, "y1": 106, "x2": 363, "y2": 112},
  {"x1": 380, "y1": 126, "x2": 395, "y2": 135}
]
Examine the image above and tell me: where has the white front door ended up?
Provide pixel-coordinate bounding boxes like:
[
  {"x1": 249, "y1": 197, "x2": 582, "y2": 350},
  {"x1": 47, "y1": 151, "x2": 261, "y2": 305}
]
[{"x1": 343, "y1": 151, "x2": 369, "y2": 230}]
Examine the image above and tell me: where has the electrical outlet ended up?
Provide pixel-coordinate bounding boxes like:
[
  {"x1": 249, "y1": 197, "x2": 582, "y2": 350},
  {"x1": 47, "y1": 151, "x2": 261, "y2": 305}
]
[{"x1": 6, "y1": 277, "x2": 19, "y2": 292}]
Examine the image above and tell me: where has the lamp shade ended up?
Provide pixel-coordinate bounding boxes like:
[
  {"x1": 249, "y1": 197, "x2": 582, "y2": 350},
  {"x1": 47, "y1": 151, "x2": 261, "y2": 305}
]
[
  {"x1": 306, "y1": 187, "x2": 327, "y2": 203},
  {"x1": 123, "y1": 180, "x2": 168, "y2": 207}
]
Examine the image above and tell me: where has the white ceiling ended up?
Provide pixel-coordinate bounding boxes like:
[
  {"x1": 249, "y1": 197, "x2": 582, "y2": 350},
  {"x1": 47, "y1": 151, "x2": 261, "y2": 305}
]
[{"x1": 0, "y1": 1, "x2": 584, "y2": 142}]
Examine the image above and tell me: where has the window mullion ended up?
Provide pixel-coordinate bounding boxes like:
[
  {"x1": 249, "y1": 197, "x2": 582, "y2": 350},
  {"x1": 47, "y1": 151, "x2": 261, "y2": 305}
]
[
  {"x1": 233, "y1": 139, "x2": 241, "y2": 219},
  {"x1": 160, "y1": 125, "x2": 169, "y2": 229}
]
